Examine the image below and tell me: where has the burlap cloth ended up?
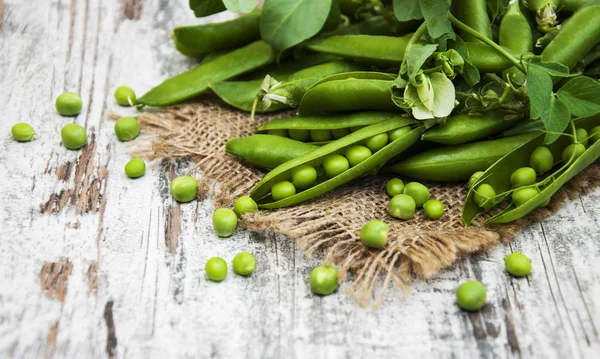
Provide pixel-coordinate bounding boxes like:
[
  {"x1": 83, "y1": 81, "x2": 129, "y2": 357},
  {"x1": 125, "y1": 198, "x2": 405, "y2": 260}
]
[{"x1": 115, "y1": 95, "x2": 600, "y2": 307}]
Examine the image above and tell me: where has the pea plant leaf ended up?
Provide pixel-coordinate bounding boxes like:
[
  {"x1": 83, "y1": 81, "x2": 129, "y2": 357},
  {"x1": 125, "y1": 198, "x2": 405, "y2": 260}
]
[
  {"x1": 223, "y1": 0, "x2": 258, "y2": 13},
  {"x1": 447, "y1": 37, "x2": 480, "y2": 86},
  {"x1": 556, "y1": 76, "x2": 600, "y2": 117},
  {"x1": 419, "y1": 0, "x2": 455, "y2": 40},
  {"x1": 541, "y1": 96, "x2": 570, "y2": 144},
  {"x1": 393, "y1": 0, "x2": 423, "y2": 21},
  {"x1": 527, "y1": 63, "x2": 553, "y2": 120},
  {"x1": 260, "y1": 0, "x2": 333, "y2": 51},
  {"x1": 189, "y1": 0, "x2": 226, "y2": 17},
  {"x1": 524, "y1": 57, "x2": 578, "y2": 78},
  {"x1": 404, "y1": 43, "x2": 439, "y2": 80}
]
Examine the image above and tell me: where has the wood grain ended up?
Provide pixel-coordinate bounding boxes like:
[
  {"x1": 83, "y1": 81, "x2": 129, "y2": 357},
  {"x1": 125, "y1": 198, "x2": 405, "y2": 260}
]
[{"x1": 0, "y1": 1, "x2": 599, "y2": 358}]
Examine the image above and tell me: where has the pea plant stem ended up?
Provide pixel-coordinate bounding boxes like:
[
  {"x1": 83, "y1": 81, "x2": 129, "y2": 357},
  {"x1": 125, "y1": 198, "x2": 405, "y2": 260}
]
[{"x1": 447, "y1": 13, "x2": 527, "y2": 74}]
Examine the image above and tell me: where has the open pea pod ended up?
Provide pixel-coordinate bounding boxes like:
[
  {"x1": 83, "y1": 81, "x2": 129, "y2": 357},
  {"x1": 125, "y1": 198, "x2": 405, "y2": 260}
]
[
  {"x1": 225, "y1": 135, "x2": 318, "y2": 170},
  {"x1": 250, "y1": 118, "x2": 423, "y2": 208}
]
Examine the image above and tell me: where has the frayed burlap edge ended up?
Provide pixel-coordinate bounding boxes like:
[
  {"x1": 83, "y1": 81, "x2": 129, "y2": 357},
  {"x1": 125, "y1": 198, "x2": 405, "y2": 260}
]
[{"x1": 111, "y1": 100, "x2": 600, "y2": 307}]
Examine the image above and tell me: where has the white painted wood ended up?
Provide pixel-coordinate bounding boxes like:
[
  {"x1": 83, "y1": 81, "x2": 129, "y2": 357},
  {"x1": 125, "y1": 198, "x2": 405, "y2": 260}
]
[{"x1": 0, "y1": 1, "x2": 599, "y2": 358}]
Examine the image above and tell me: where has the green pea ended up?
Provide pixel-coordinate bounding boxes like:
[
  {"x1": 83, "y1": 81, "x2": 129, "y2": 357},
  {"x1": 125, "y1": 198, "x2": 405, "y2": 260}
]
[
  {"x1": 529, "y1": 146, "x2": 554, "y2": 174},
  {"x1": 55, "y1": 92, "x2": 82, "y2": 116},
  {"x1": 504, "y1": 252, "x2": 532, "y2": 277},
  {"x1": 124, "y1": 158, "x2": 145, "y2": 178},
  {"x1": 562, "y1": 143, "x2": 586, "y2": 163},
  {"x1": 344, "y1": 145, "x2": 372, "y2": 167},
  {"x1": 289, "y1": 129, "x2": 310, "y2": 142},
  {"x1": 589, "y1": 126, "x2": 600, "y2": 145},
  {"x1": 359, "y1": 220, "x2": 388, "y2": 249},
  {"x1": 468, "y1": 171, "x2": 484, "y2": 189},
  {"x1": 363, "y1": 133, "x2": 388, "y2": 152},
  {"x1": 388, "y1": 126, "x2": 411, "y2": 142},
  {"x1": 456, "y1": 280, "x2": 487, "y2": 311},
  {"x1": 60, "y1": 123, "x2": 87, "y2": 150},
  {"x1": 268, "y1": 129, "x2": 288, "y2": 137},
  {"x1": 512, "y1": 187, "x2": 540, "y2": 207},
  {"x1": 271, "y1": 181, "x2": 296, "y2": 201},
  {"x1": 388, "y1": 194, "x2": 416, "y2": 220},
  {"x1": 170, "y1": 176, "x2": 198, "y2": 203},
  {"x1": 114, "y1": 116, "x2": 140, "y2": 142},
  {"x1": 403, "y1": 182, "x2": 430, "y2": 208},
  {"x1": 11, "y1": 123, "x2": 36, "y2": 142},
  {"x1": 232, "y1": 252, "x2": 256, "y2": 276},
  {"x1": 309, "y1": 265, "x2": 338, "y2": 296},
  {"x1": 322, "y1": 154, "x2": 350, "y2": 178},
  {"x1": 386, "y1": 178, "x2": 405, "y2": 197},
  {"x1": 212, "y1": 208, "x2": 238, "y2": 237},
  {"x1": 233, "y1": 196, "x2": 258, "y2": 216},
  {"x1": 331, "y1": 127, "x2": 351, "y2": 139},
  {"x1": 510, "y1": 167, "x2": 537, "y2": 188},
  {"x1": 291, "y1": 164, "x2": 317, "y2": 189},
  {"x1": 423, "y1": 199, "x2": 445, "y2": 219},
  {"x1": 474, "y1": 184, "x2": 496, "y2": 208},
  {"x1": 310, "y1": 129, "x2": 333, "y2": 142},
  {"x1": 114, "y1": 86, "x2": 136, "y2": 107},
  {"x1": 576, "y1": 128, "x2": 589, "y2": 147},
  {"x1": 205, "y1": 257, "x2": 228, "y2": 282}
]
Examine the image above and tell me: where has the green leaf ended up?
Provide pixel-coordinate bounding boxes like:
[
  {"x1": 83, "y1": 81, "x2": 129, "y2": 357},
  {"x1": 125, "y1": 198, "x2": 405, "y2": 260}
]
[
  {"x1": 419, "y1": 0, "x2": 455, "y2": 40},
  {"x1": 448, "y1": 37, "x2": 480, "y2": 86},
  {"x1": 260, "y1": 0, "x2": 333, "y2": 51},
  {"x1": 556, "y1": 76, "x2": 600, "y2": 117},
  {"x1": 527, "y1": 63, "x2": 553, "y2": 120},
  {"x1": 541, "y1": 97, "x2": 571, "y2": 144},
  {"x1": 393, "y1": 0, "x2": 423, "y2": 21},
  {"x1": 189, "y1": 0, "x2": 226, "y2": 17},
  {"x1": 223, "y1": 0, "x2": 258, "y2": 13},
  {"x1": 526, "y1": 57, "x2": 576, "y2": 78},
  {"x1": 406, "y1": 43, "x2": 439, "y2": 80}
]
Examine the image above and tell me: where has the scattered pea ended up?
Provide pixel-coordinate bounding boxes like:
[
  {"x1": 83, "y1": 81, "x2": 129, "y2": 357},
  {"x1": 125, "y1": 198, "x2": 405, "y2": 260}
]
[
  {"x1": 589, "y1": 126, "x2": 600, "y2": 145},
  {"x1": 510, "y1": 167, "x2": 537, "y2": 188},
  {"x1": 289, "y1": 129, "x2": 310, "y2": 142},
  {"x1": 291, "y1": 164, "x2": 317, "y2": 189},
  {"x1": 271, "y1": 181, "x2": 296, "y2": 201},
  {"x1": 170, "y1": 176, "x2": 198, "y2": 203},
  {"x1": 212, "y1": 208, "x2": 238, "y2": 237},
  {"x1": 359, "y1": 220, "x2": 388, "y2": 249},
  {"x1": 11, "y1": 123, "x2": 36, "y2": 142},
  {"x1": 363, "y1": 133, "x2": 388, "y2": 152},
  {"x1": 114, "y1": 86, "x2": 136, "y2": 107},
  {"x1": 309, "y1": 265, "x2": 338, "y2": 296},
  {"x1": 322, "y1": 154, "x2": 350, "y2": 177},
  {"x1": 310, "y1": 129, "x2": 332, "y2": 142},
  {"x1": 345, "y1": 145, "x2": 372, "y2": 167},
  {"x1": 403, "y1": 182, "x2": 430, "y2": 208},
  {"x1": 529, "y1": 146, "x2": 554, "y2": 174},
  {"x1": 561, "y1": 143, "x2": 586, "y2": 163},
  {"x1": 576, "y1": 128, "x2": 589, "y2": 147},
  {"x1": 504, "y1": 252, "x2": 532, "y2": 277},
  {"x1": 205, "y1": 257, "x2": 228, "y2": 282},
  {"x1": 388, "y1": 126, "x2": 411, "y2": 142},
  {"x1": 386, "y1": 178, "x2": 405, "y2": 197},
  {"x1": 233, "y1": 196, "x2": 258, "y2": 216},
  {"x1": 468, "y1": 171, "x2": 484, "y2": 188},
  {"x1": 114, "y1": 116, "x2": 140, "y2": 141},
  {"x1": 456, "y1": 280, "x2": 487, "y2": 311},
  {"x1": 232, "y1": 252, "x2": 256, "y2": 276},
  {"x1": 55, "y1": 92, "x2": 82, "y2": 116},
  {"x1": 331, "y1": 127, "x2": 351, "y2": 139},
  {"x1": 423, "y1": 199, "x2": 445, "y2": 219},
  {"x1": 268, "y1": 129, "x2": 288, "y2": 137},
  {"x1": 60, "y1": 123, "x2": 87, "y2": 150},
  {"x1": 474, "y1": 184, "x2": 496, "y2": 208},
  {"x1": 124, "y1": 158, "x2": 145, "y2": 178},
  {"x1": 388, "y1": 194, "x2": 416, "y2": 220},
  {"x1": 512, "y1": 187, "x2": 540, "y2": 207}
]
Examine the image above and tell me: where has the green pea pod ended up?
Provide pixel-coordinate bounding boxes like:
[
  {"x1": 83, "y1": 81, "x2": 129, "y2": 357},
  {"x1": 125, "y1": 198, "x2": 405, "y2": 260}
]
[
  {"x1": 225, "y1": 135, "x2": 318, "y2": 170},
  {"x1": 499, "y1": 1, "x2": 533, "y2": 85},
  {"x1": 561, "y1": 0, "x2": 593, "y2": 11},
  {"x1": 466, "y1": 42, "x2": 521, "y2": 73},
  {"x1": 462, "y1": 115, "x2": 600, "y2": 226},
  {"x1": 382, "y1": 133, "x2": 538, "y2": 182},
  {"x1": 541, "y1": 5, "x2": 600, "y2": 69},
  {"x1": 422, "y1": 113, "x2": 524, "y2": 145},
  {"x1": 257, "y1": 112, "x2": 397, "y2": 133},
  {"x1": 452, "y1": 0, "x2": 493, "y2": 42},
  {"x1": 258, "y1": 61, "x2": 365, "y2": 110},
  {"x1": 358, "y1": 16, "x2": 420, "y2": 36},
  {"x1": 298, "y1": 72, "x2": 399, "y2": 116},
  {"x1": 523, "y1": 0, "x2": 560, "y2": 31},
  {"x1": 304, "y1": 34, "x2": 412, "y2": 67},
  {"x1": 136, "y1": 40, "x2": 277, "y2": 107},
  {"x1": 251, "y1": 118, "x2": 423, "y2": 208},
  {"x1": 172, "y1": 11, "x2": 261, "y2": 58}
]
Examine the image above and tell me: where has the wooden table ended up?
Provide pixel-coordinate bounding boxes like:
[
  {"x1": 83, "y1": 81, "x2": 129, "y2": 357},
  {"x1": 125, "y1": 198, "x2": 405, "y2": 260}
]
[{"x1": 1, "y1": 1, "x2": 599, "y2": 358}]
